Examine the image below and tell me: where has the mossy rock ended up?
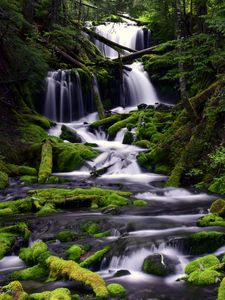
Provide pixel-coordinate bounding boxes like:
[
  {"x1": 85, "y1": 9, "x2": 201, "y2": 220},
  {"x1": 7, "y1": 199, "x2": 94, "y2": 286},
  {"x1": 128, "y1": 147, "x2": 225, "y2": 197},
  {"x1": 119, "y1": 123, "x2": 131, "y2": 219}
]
[
  {"x1": 18, "y1": 166, "x2": 37, "y2": 176},
  {"x1": 133, "y1": 200, "x2": 148, "y2": 207},
  {"x1": 90, "y1": 114, "x2": 122, "y2": 130},
  {"x1": 155, "y1": 164, "x2": 170, "y2": 175},
  {"x1": 187, "y1": 269, "x2": 222, "y2": 286},
  {"x1": 122, "y1": 131, "x2": 134, "y2": 145},
  {"x1": 19, "y1": 241, "x2": 49, "y2": 265},
  {"x1": 107, "y1": 113, "x2": 139, "y2": 138},
  {"x1": 0, "y1": 232, "x2": 16, "y2": 259},
  {"x1": 29, "y1": 288, "x2": 72, "y2": 300},
  {"x1": 53, "y1": 143, "x2": 98, "y2": 172},
  {"x1": 66, "y1": 245, "x2": 84, "y2": 262},
  {"x1": 0, "y1": 281, "x2": 28, "y2": 300},
  {"x1": 22, "y1": 114, "x2": 51, "y2": 129},
  {"x1": 197, "y1": 214, "x2": 225, "y2": 227},
  {"x1": 80, "y1": 246, "x2": 110, "y2": 268},
  {"x1": 134, "y1": 140, "x2": 151, "y2": 149},
  {"x1": 94, "y1": 230, "x2": 111, "y2": 238},
  {"x1": 218, "y1": 277, "x2": 225, "y2": 300},
  {"x1": 36, "y1": 203, "x2": 57, "y2": 216},
  {"x1": 186, "y1": 231, "x2": 225, "y2": 255},
  {"x1": 142, "y1": 253, "x2": 176, "y2": 276},
  {"x1": 0, "y1": 171, "x2": 8, "y2": 189},
  {"x1": 20, "y1": 175, "x2": 37, "y2": 184},
  {"x1": 185, "y1": 255, "x2": 219, "y2": 275},
  {"x1": 20, "y1": 124, "x2": 48, "y2": 144},
  {"x1": 82, "y1": 221, "x2": 99, "y2": 235},
  {"x1": 107, "y1": 283, "x2": 126, "y2": 298},
  {"x1": 56, "y1": 230, "x2": 76, "y2": 242},
  {"x1": 11, "y1": 264, "x2": 49, "y2": 281},
  {"x1": 210, "y1": 199, "x2": 225, "y2": 214},
  {"x1": 60, "y1": 125, "x2": 82, "y2": 143}
]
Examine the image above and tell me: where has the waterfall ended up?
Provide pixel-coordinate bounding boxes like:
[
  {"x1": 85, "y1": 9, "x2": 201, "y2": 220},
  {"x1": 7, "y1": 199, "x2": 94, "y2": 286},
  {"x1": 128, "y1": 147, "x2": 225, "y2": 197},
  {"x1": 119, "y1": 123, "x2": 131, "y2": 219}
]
[
  {"x1": 44, "y1": 70, "x2": 87, "y2": 123},
  {"x1": 95, "y1": 22, "x2": 160, "y2": 107}
]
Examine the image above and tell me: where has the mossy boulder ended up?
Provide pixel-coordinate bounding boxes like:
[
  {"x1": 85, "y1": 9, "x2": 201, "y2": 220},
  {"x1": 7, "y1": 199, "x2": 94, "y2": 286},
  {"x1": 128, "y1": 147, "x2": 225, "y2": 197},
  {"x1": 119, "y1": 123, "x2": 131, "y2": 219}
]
[
  {"x1": 186, "y1": 231, "x2": 225, "y2": 255},
  {"x1": 60, "y1": 125, "x2": 82, "y2": 143},
  {"x1": 56, "y1": 230, "x2": 76, "y2": 242},
  {"x1": 218, "y1": 277, "x2": 225, "y2": 300},
  {"x1": 19, "y1": 241, "x2": 49, "y2": 265},
  {"x1": 210, "y1": 199, "x2": 225, "y2": 214},
  {"x1": 142, "y1": 253, "x2": 176, "y2": 276},
  {"x1": 187, "y1": 269, "x2": 222, "y2": 285},
  {"x1": 197, "y1": 214, "x2": 225, "y2": 227},
  {"x1": 107, "y1": 113, "x2": 139, "y2": 138},
  {"x1": 90, "y1": 114, "x2": 122, "y2": 130},
  {"x1": 53, "y1": 143, "x2": 98, "y2": 172},
  {"x1": 11, "y1": 264, "x2": 48, "y2": 281},
  {"x1": 20, "y1": 175, "x2": 37, "y2": 184},
  {"x1": 0, "y1": 281, "x2": 28, "y2": 300},
  {"x1": 38, "y1": 140, "x2": 52, "y2": 184},
  {"x1": 82, "y1": 221, "x2": 99, "y2": 235},
  {"x1": 107, "y1": 283, "x2": 126, "y2": 298},
  {"x1": 66, "y1": 245, "x2": 84, "y2": 262},
  {"x1": 29, "y1": 288, "x2": 72, "y2": 300},
  {"x1": 185, "y1": 255, "x2": 219, "y2": 275}
]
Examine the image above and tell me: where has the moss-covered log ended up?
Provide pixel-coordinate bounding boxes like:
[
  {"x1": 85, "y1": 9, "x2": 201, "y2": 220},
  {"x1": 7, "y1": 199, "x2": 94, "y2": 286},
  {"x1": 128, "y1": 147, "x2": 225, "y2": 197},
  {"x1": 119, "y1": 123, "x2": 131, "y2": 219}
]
[{"x1": 38, "y1": 139, "x2": 53, "y2": 184}]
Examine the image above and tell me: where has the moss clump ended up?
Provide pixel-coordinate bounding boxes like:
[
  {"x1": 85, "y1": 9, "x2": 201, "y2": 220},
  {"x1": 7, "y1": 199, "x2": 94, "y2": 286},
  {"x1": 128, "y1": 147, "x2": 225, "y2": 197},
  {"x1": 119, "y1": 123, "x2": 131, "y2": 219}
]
[
  {"x1": 122, "y1": 131, "x2": 134, "y2": 145},
  {"x1": 108, "y1": 113, "x2": 139, "y2": 138},
  {"x1": 38, "y1": 140, "x2": 52, "y2": 184},
  {"x1": 18, "y1": 166, "x2": 37, "y2": 176},
  {"x1": 11, "y1": 264, "x2": 48, "y2": 281},
  {"x1": 47, "y1": 256, "x2": 108, "y2": 298},
  {"x1": 134, "y1": 140, "x2": 151, "y2": 149},
  {"x1": 29, "y1": 288, "x2": 71, "y2": 300},
  {"x1": 66, "y1": 245, "x2": 84, "y2": 262},
  {"x1": 83, "y1": 221, "x2": 99, "y2": 235},
  {"x1": 0, "y1": 233, "x2": 16, "y2": 259},
  {"x1": 187, "y1": 269, "x2": 222, "y2": 286},
  {"x1": 107, "y1": 283, "x2": 126, "y2": 298},
  {"x1": 20, "y1": 175, "x2": 37, "y2": 184},
  {"x1": 197, "y1": 214, "x2": 225, "y2": 227},
  {"x1": 60, "y1": 125, "x2": 82, "y2": 143},
  {"x1": 210, "y1": 199, "x2": 225, "y2": 214},
  {"x1": 21, "y1": 124, "x2": 48, "y2": 144},
  {"x1": 185, "y1": 255, "x2": 219, "y2": 275},
  {"x1": 133, "y1": 200, "x2": 148, "y2": 206},
  {"x1": 218, "y1": 277, "x2": 225, "y2": 300},
  {"x1": 186, "y1": 231, "x2": 225, "y2": 255},
  {"x1": 53, "y1": 143, "x2": 98, "y2": 172},
  {"x1": 22, "y1": 114, "x2": 51, "y2": 129},
  {"x1": 90, "y1": 114, "x2": 122, "y2": 130},
  {"x1": 56, "y1": 230, "x2": 75, "y2": 242},
  {"x1": 36, "y1": 203, "x2": 57, "y2": 216},
  {"x1": 0, "y1": 197, "x2": 33, "y2": 215},
  {"x1": 19, "y1": 241, "x2": 48, "y2": 265},
  {"x1": 94, "y1": 231, "x2": 110, "y2": 238},
  {"x1": 0, "y1": 171, "x2": 8, "y2": 189},
  {"x1": 0, "y1": 281, "x2": 28, "y2": 300},
  {"x1": 80, "y1": 246, "x2": 110, "y2": 268}
]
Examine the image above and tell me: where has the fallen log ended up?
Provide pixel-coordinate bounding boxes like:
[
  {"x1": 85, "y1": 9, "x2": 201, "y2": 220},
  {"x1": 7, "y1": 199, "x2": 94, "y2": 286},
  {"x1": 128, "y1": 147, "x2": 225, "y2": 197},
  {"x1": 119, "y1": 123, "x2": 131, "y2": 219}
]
[
  {"x1": 38, "y1": 139, "x2": 52, "y2": 184},
  {"x1": 82, "y1": 26, "x2": 136, "y2": 54},
  {"x1": 112, "y1": 45, "x2": 159, "y2": 63},
  {"x1": 54, "y1": 46, "x2": 85, "y2": 68}
]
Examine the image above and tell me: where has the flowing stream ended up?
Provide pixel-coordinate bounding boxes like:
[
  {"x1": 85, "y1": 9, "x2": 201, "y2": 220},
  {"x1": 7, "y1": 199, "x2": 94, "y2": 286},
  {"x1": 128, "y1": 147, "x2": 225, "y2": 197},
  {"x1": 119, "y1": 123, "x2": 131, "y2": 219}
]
[{"x1": 0, "y1": 22, "x2": 220, "y2": 299}]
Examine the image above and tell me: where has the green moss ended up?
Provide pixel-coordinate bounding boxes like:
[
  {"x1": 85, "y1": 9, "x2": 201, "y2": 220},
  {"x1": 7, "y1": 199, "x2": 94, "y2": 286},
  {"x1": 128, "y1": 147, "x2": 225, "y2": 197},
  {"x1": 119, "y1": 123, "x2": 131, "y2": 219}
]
[
  {"x1": 0, "y1": 233, "x2": 16, "y2": 259},
  {"x1": 80, "y1": 246, "x2": 110, "y2": 268},
  {"x1": 107, "y1": 283, "x2": 126, "y2": 298},
  {"x1": 36, "y1": 203, "x2": 57, "y2": 216},
  {"x1": 155, "y1": 164, "x2": 170, "y2": 175},
  {"x1": 0, "y1": 171, "x2": 8, "y2": 189},
  {"x1": 187, "y1": 231, "x2": 225, "y2": 255},
  {"x1": 107, "y1": 113, "x2": 139, "y2": 138},
  {"x1": 22, "y1": 114, "x2": 51, "y2": 129},
  {"x1": 29, "y1": 288, "x2": 71, "y2": 300},
  {"x1": 19, "y1": 241, "x2": 49, "y2": 265},
  {"x1": 197, "y1": 214, "x2": 225, "y2": 227},
  {"x1": 60, "y1": 125, "x2": 82, "y2": 143},
  {"x1": 53, "y1": 143, "x2": 98, "y2": 172},
  {"x1": 0, "y1": 197, "x2": 33, "y2": 215},
  {"x1": 94, "y1": 231, "x2": 111, "y2": 238},
  {"x1": 90, "y1": 114, "x2": 122, "y2": 130},
  {"x1": 47, "y1": 256, "x2": 108, "y2": 298},
  {"x1": 218, "y1": 277, "x2": 225, "y2": 300},
  {"x1": 133, "y1": 200, "x2": 148, "y2": 207},
  {"x1": 210, "y1": 199, "x2": 225, "y2": 214},
  {"x1": 83, "y1": 222, "x2": 99, "y2": 235},
  {"x1": 0, "y1": 281, "x2": 28, "y2": 300},
  {"x1": 20, "y1": 175, "x2": 37, "y2": 184},
  {"x1": 0, "y1": 208, "x2": 13, "y2": 215},
  {"x1": 187, "y1": 269, "x2": 222, "y2": 286},
  {"x1": 66, "y1": 245, "x2": 84, "y2": 262},
  {"x1": 21, "y1": 124, "x2": 48, "y2": 144},
  {"x1": 18, "y1": 166, "x2": 37, "y2": 176},
  {"x1": 122, "y1": 131, "x2": 134, "y2": 145},
  {"x1": 185, "y1": 255, "x2": 219, "y2": 275},
  {"x1": 38, "y1": 140, "x2": 52, "y2": 184},
  {"x1": 11, "y1": 264, "x2": 48, "y2": 281},
  {"x1": 134, "y1": 140, "x2": 151, "y2": 149},
  {"x1": 56, "y1": 230, "x2": 75, "y2": 242}
]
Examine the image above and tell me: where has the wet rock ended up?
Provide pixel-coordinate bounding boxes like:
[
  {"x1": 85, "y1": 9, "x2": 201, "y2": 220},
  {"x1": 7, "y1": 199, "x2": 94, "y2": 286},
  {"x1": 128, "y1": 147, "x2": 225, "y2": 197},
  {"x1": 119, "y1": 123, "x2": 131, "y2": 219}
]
[
  {"x1": 142, "y1": 253, "x2": 177, "y2": 276},
  {"x1": 122, "y1": 131, "x2": 134, "y2": 145},
  {"x1": 154, "y1": 103, "x2": 171, "y2": 111},
  {"x1": 138, "y1": 103, "x2": 148, "y2": 110},
  {"x1": 60, "y1": 125, "x2": 82, "y2": 143},
  {"x1": 113, "y1": 269, "x2": 131, "y2": 277}
]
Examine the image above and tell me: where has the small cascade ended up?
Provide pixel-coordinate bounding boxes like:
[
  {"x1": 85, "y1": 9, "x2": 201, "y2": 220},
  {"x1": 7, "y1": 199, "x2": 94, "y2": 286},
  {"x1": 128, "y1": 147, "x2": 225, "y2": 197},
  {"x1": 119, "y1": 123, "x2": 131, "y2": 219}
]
[
  {"x1": 44, "y1": 70, "x2": 87, "y2": 122},
  {"x1": 95, "y1": 23, "x2": 150, "y2": 58}
]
